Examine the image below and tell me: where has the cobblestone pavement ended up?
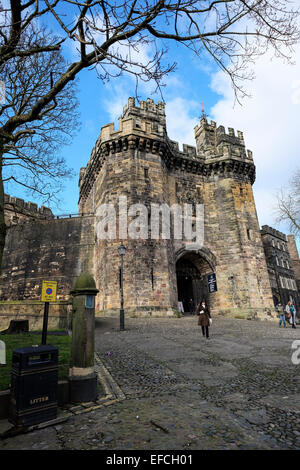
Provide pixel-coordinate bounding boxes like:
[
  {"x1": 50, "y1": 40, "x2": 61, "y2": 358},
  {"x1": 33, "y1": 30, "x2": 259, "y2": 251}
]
[{"x1": 0, "y1": 316, "x2": 299, "y2": 450}]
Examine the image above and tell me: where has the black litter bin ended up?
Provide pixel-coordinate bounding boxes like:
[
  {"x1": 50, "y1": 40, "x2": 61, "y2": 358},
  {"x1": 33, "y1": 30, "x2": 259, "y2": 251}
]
[{"x1": 9, "y1": 345, "x2": 58, "y2": 427}]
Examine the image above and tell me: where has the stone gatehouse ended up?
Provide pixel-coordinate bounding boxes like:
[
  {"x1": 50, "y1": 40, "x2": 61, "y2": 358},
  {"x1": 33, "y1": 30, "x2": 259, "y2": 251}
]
[{"x1": 0, "y1": 97, "x2": 276, "y2": 325}]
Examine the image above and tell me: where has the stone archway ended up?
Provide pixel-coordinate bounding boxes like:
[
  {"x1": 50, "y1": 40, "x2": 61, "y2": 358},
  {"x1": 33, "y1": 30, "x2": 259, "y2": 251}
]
[{"x1": 175, "y1": 248, "x2": 216, "y2": 313}]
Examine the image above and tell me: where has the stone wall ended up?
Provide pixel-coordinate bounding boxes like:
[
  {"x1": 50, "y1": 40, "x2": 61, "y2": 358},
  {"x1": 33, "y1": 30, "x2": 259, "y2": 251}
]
[
  {"x1": 4, "y1": 194, "x2": 54, "y2": 226},
  {"x1": 0, "y1": 215, "x2": 95, "y2": 330},
  {"x1": 0, "y1": 301, "x2": 71, "y2": 332}
]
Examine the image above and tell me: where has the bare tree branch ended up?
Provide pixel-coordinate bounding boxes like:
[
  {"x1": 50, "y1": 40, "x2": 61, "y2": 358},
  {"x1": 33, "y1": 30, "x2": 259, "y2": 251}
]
[
  {"x1": 0, "y1": 0, "x2": 299, "y2": 271},
  {"x1": 276, "y1": 169, "x2": 300, "y2": 237}
]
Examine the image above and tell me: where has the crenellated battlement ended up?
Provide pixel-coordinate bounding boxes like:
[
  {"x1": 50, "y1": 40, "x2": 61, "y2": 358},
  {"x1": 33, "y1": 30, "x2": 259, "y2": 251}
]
[
  {"x1": 99, "y1": 97, "x2": 167, "y2": 144},
  {"x1": 4, "y1": 194, "x2": 53, "y2": 226},
  {"x1": 123, "y1": 97, "x2": 166, "y2": 119},
  {"x1": 168, "y1": 140, "x2": 197, "y2": 159},
  {"x1": 194, "y1": 116, "x2": 252, "y2": 161},
  {"x1": 79, "y1": 98, "x2": 257, "y2": 204},
  {"x1": 261, "y1": 225, "x2": 287, "y2": 242}
]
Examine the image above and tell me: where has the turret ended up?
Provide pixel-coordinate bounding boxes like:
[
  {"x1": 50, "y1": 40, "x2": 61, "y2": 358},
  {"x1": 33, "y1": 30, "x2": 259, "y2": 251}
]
[
  {"x1": 123, "y1": 96, "x2": 166, "y2": 130},
  {"x1": 194, "y1": 116, "x2": 253, "y2": 161}
]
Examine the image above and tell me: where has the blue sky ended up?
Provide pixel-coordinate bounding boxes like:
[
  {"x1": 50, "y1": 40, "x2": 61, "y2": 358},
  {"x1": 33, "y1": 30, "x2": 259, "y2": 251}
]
[{"x1": 4, "y1": 6, "x2": 300, "y2": 249}]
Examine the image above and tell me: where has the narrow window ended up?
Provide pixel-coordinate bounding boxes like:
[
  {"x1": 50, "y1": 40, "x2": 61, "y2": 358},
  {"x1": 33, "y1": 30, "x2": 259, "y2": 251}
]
[
  {"x1": 247, "y1": 228, "x2": 251, "y2": 240},
  {"x1": 144, "y1": 168, "x2": 149, "y2": 179}
]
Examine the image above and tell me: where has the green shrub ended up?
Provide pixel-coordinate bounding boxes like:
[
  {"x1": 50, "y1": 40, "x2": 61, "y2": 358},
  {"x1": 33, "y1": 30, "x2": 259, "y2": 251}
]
[{"x1": 0, "y1": 332, "x2": 71, "y2": 391}]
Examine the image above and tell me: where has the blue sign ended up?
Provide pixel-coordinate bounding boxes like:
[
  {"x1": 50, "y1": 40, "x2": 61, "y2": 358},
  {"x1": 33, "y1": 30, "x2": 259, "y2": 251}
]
[{"x1": 207, "y1": 273, "x2": 217, "y2": 293}]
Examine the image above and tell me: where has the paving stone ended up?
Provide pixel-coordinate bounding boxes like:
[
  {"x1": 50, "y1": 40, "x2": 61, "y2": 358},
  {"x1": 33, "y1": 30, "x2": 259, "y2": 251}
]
[{"x1": 0, "y1": 317, "x2": 299, "y2": 450}]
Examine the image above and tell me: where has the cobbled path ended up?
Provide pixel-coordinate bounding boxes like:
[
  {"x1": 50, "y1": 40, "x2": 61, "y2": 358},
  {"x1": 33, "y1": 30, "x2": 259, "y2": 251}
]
[{"x1": 0, "y1": 316, "x2": 299, "y2": 450}]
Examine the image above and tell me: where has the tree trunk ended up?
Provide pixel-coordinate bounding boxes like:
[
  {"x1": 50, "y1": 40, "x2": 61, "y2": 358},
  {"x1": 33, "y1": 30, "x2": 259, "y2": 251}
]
[{"x1": 0, "y1": 145, "x2": 7, "y2": 274}]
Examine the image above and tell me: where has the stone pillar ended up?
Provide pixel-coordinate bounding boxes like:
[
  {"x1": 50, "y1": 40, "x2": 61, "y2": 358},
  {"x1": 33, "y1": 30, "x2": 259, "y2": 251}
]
[{"x1": 69, "y1": 272, "x2": 99, "y2": 403}]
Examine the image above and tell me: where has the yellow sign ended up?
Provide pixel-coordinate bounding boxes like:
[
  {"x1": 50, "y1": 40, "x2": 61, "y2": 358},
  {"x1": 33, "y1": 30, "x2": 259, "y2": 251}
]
[{"x1": 41, "y1": 281, "x2": 57, "y2": 302}]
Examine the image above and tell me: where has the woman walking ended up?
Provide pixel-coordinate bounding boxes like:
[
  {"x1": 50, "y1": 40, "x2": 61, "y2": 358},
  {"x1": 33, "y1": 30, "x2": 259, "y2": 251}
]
[{"x1": 196, "y1": 300, "x2": 211, "y2": 339}]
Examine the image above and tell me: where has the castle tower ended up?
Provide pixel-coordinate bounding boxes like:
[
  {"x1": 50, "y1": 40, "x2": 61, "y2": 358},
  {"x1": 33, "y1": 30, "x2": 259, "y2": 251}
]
[
  {"x1": 194, "y1": 117, "x2": 274, "y2": 316},
  {"x1": 79, "y1": 98, "x2": 177, "y2": 316},
  {"x1": 78, "y1": 98, "x2": 275, "y2": 319}
]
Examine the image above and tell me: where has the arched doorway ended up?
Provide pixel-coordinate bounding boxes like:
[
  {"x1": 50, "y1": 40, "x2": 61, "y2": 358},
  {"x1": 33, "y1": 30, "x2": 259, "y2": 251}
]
[{"x1": 176, "y1": 249, "x2": 215, "y2": 313}]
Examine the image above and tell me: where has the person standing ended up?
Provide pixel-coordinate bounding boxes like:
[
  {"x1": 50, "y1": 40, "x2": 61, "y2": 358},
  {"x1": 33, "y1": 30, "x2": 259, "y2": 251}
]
[
  {"x1": 276, "y1": 302, "x2": 286, "y2": 327},
  {"x1": 290, "y1": 301, "x2": 297, "y2": 329},
  {"x1": 196, "y1": 300, "x2": 211, "y2": 339},
  {"x1": 286, "y1": 301, "x2": 297, "y2": 329},
  {"x1": 285, "y1": 301, "x2": 292, "y2": 326}
]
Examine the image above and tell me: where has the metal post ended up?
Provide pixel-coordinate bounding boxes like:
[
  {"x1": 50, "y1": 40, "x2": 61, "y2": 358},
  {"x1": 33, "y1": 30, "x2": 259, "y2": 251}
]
[
  {"x1": 120, "y1": 254, "x2": 124, "y2": 331},
  {"x1": 118, "y1": 244, "x2": 126, "y2": 331},
  {"x1": 41, "y1": 302, "x2": 49, "y2": 345}
]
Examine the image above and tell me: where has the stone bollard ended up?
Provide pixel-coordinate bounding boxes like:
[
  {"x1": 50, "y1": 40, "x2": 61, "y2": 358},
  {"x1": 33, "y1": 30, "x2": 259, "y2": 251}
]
[{"x1": 69, "y1": 272, "x2": 99, "y2": 403}]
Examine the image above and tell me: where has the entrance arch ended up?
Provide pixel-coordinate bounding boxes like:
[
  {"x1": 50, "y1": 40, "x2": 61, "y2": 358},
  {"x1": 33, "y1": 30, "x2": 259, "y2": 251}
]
[{"x1": 175, "y1": 249, "x2": 216, "y2": 313}]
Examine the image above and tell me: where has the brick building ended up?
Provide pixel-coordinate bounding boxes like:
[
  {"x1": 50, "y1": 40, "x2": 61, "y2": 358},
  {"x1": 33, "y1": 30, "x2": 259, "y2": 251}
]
[
  {"x1": 260, "y1": 225, "x2": 300, "y2": 314},
  {"x1": 0, "y1": 97, "x2": 279, "y2": 324}
]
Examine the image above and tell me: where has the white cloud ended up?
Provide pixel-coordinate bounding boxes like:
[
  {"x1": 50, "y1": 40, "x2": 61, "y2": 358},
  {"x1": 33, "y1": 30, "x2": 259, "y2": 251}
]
[
  {"x1": 209, "y1": 43, "x2": 300, "y2": 237},
  {"x1": 103, "y1": 84, "x2": 129, "y2": 124},
  {"x1": 103, "y1": 76, "x2": 199, "y2": 146},
  {"x1": 165, "y1": 97, "x2": 198, "y2": 149}
]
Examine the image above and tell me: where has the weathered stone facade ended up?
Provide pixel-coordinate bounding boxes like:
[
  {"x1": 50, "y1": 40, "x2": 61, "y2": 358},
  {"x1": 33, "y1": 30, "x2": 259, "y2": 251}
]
[
  {"x1": 4, "y1": 194, "x2": 54, "y2": 226},
  {"x1": 261, "y1": 225, "x2": 300, "y2": 314},
  {"x1": 0, "y1": 97, "x2": 279, "y2": 327},
  {"x1": 0, "y1": 202, "x2": 94, "y2": 329},
  {"x1": 78, "y1": 97, "x2": 274, "y2": 319}
]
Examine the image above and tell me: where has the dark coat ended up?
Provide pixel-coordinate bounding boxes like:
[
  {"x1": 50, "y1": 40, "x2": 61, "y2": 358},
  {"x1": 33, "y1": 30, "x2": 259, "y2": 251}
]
[{"x1": 196, "y1": 304, "x2": 211, "y2": 327}]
